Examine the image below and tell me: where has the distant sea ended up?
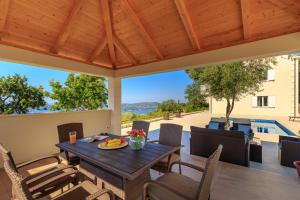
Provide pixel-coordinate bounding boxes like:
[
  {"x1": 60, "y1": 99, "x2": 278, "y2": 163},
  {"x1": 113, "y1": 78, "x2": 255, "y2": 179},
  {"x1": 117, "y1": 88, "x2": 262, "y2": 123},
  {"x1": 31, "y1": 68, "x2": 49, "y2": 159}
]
[
  {"x1": 122, "y1": 102, "x2": 158, "y2": 115},
  {"x1": 122, "y1": 108, "x2": 155, "y2": 114},
  {"x1": 29, "y1": 107, "x2": 156, "y2": 115}
]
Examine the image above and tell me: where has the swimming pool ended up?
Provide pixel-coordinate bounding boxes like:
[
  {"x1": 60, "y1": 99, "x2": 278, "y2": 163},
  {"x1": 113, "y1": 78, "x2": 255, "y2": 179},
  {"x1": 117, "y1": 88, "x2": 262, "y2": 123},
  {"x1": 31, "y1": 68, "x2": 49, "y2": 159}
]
[{"x1": 229, "y1": 118, "x2": 296, "y2": 136}]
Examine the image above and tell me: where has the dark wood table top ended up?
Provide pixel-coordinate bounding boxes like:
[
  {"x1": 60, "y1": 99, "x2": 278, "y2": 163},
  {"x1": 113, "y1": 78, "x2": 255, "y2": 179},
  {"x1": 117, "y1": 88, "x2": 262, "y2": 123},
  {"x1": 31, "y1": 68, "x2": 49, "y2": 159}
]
[{"x1": 56, "y1": 135, "x2": 179, "y2": 180}]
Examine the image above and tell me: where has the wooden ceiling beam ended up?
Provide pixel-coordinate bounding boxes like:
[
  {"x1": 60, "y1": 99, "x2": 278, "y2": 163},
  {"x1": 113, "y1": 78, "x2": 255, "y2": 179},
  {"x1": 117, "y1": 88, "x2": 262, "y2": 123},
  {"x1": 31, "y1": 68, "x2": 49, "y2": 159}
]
[
  {"x1": 93, "y1": 60, "x2": 112, "y2": 68},
  {"x1": 0, "y1": 38, "x2": 114, "y2": 70},
  {"x1": 240, "y1": 0, "x2": 250, "y2": 40},
  {"x1": 266, "y1": 0, "x2": 300, "y2": 16},
  {"x1": 174, "y1": 0, "x2": 200, "y2": 50},
  {"x1": 0, "y1": 0, "x2": 10, "y2": 39},
  {"x1": 113, "y1": 35, "x2": 137, "y2": 65},
  {"x1": 88, "y1": 38, "x2": 107, "y2": 62},
  {"x1": 101, "y1": 0, "x2": 116, "y2": 67},
  {"x1": 51, "y1": 0, "x2": 84, "y2": 53},
  {"x1": 121, "y1": 0, "x2": 163, "y2": 59}
]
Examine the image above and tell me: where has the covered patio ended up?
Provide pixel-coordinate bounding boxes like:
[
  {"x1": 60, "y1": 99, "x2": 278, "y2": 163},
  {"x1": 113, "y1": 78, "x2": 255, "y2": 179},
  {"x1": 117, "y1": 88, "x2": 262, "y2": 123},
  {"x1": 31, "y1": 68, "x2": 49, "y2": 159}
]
[{"x1": 1, "y1": 0, "x2": 300, "y2": 200}]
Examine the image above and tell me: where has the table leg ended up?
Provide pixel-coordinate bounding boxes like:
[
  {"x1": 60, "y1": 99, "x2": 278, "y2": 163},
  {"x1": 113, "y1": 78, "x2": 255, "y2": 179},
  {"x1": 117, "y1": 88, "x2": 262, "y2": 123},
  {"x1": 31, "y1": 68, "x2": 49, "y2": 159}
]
[
  {"x1": 80, "y1": 160, "x2": 151, "y2": 200},
  {"x1": 123, "y1": 170, "x2": 151, "y2": 200},
  {"x1": 97, "y1": 169, "x2": 150, "y2": 200}
]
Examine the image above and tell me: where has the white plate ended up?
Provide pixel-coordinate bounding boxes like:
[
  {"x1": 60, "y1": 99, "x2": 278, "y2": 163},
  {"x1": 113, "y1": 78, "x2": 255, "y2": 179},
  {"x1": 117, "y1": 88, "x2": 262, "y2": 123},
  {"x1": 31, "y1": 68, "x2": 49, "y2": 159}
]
[
  {"x1": 94, "y1": 135, "x2": 109, "y2": 141},
  {"x1": 80, "y1": 135, "x2": 109, "y2": 143},
  {"x1": 98, "y1": 141, "x2": 128, "y2": 150}
]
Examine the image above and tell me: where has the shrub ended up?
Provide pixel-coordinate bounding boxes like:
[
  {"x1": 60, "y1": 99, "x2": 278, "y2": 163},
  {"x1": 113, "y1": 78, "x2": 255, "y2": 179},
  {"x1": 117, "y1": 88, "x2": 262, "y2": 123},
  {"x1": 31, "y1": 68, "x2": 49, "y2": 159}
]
[
  {"x1": 121, "y1": 111, "x2": 163, "y2": 124},
  {"x1": 157, "y1": 99, "x2": 177, "y2": 113},
  {"x1": 184, "y1": 103, "x2": 208, "y2": 113},
  {"x1": 174, "y1": 103, "x2": 184, "y2": 113}
]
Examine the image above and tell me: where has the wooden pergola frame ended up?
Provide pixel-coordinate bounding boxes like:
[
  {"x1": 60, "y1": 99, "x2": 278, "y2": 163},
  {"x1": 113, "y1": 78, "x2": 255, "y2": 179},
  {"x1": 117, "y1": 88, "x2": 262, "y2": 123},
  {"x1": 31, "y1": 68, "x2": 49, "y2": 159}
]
[{"x1": 0, "y1": 0, "x2": 299, "y2": 71}]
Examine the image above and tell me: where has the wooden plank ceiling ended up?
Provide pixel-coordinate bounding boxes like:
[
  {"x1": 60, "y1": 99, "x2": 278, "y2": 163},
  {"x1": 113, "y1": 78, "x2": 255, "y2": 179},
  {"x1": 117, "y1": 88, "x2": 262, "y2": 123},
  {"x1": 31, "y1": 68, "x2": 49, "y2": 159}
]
[{"x1": 0, "y1": 0, "x2": 299, "y2": 70}]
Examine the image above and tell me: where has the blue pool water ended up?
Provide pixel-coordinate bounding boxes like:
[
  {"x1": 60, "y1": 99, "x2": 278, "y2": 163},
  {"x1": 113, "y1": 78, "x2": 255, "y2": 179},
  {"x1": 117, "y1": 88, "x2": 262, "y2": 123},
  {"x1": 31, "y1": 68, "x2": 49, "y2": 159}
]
[{"x1": 229, "y1": 118, "x2": 296, "y2": 136}]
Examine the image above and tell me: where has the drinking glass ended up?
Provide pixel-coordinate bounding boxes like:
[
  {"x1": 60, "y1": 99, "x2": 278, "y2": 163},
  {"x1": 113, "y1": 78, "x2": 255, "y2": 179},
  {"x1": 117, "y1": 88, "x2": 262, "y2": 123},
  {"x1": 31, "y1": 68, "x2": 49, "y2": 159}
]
[{"x1": 69, "y1": 131, "x2": 77, "y2": 144}]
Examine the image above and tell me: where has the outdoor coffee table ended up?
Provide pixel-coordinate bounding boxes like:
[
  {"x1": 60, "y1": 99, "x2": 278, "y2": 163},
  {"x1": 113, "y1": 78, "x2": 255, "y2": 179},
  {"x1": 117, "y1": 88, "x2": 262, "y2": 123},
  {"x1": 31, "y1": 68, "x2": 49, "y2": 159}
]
[
  {"x1": 56, "y1": 134, "x2": 179, "y2": 200},
  {"x1": 250, "y1": 137, "x2": 262, "y2": 163}
]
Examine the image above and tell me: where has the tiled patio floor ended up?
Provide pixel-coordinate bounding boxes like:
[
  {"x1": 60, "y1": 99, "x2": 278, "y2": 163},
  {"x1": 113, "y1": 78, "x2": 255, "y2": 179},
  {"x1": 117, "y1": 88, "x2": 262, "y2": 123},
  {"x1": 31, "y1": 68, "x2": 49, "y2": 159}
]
[
  {"x1": 148, "y1": 129, "x2": 297, "y2": 177},
  {"x1": 251, "y1": 141, "x2": 297, "y2": 177},
  {"x1": 1, "y1": 115, "x2": 298, "y2": 199},
  {"x1": 1, "y1": 151, "x2": 299, "y2": 200}
]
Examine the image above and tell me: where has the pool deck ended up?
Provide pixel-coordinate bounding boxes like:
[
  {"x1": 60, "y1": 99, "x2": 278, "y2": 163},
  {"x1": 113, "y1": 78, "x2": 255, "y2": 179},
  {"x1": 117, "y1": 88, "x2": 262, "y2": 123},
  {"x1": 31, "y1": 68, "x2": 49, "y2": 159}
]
[
  {"x1": 0, "y1": 112, "x2": 298, "y2": 199},
  {"x1": 1, "y1": 152, "x2": 300, "y2": 200},
  {"x1": 122, "y1": 111, "x2": 299, "y2": 177},
  {"x1": 122, "y1": 112, "x2": 300, "y2": 142},
  {"x1": 215, "y1": 113, "x2": 300, "y2": 137}
]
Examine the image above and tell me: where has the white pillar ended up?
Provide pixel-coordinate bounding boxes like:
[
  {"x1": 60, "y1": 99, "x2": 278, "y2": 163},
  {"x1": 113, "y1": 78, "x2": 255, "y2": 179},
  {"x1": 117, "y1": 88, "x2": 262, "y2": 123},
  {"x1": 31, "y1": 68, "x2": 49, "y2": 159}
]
[
  {"x1": 294, "y1": 58, "x2": 299, "y2": 116},
  {"x1": 209, "y1": 96, "x2": 212, "y2": 114},
  {"x1": 108, "y1": 77, "x2": 122, "y2": 134}
]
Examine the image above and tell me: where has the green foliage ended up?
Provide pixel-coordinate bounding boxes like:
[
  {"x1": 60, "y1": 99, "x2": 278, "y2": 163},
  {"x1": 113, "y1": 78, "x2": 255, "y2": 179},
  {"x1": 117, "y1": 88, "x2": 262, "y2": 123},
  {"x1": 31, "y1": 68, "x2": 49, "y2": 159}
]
[
  {"x1": 121, "y1": 99, "x2": 209, "y2": 124},
  {"x1": 121, "y1": 102, "x2": 207, "y2": 124},
  {"x1": 121, "y1": 111, "x2": 162, "y2": 124},
  {"x1": 184, "y1": 103, "x2": 196, "y2": 113},
  {"x1": 0, "y1": 74, "x2": 45, "y2": 114},
  {"x1": 47, "y1": 73, "x2": 107, "y2": 111},
  {"x1": 186, "y1": 57, "x2": 276, "y2": 121},
  {"x1": 184, "y1": 103, "x2": 208, "y2": 113},
  {"x1": 198, "y1": 58, "x2": 276, "y2": 101},
  {"x1": 174, "y1": 103, "x2": 184, "y2": 113},
  {"x1": 157, "y1": 99, "x2": 177, "y2": 113},
  {"x1": 185, "y1": 81, "x2": 208, "y2": 109}
]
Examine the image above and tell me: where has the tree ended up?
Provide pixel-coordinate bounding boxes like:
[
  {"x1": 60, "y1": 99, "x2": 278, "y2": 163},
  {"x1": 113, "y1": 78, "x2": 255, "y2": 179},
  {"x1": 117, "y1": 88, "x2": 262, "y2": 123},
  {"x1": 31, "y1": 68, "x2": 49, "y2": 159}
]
[
  {"x1": 185, "y1": 81, "x2": 208, "y2": 109},
  {"x1": 186, "y1": 57, "x2": 277, "y2": 127},
  {"x1": 157, "y1": 99, "x2": 178, "y2": 120},
  {"x1": 157, "y1": 99, "x2": 177, "y2": 113},
  {"x1": 0, "y1": 74, "x2": 45, "y2": 114},
  {"x1": 47, "y1": 73, "x2": 107, "y2": 111}
]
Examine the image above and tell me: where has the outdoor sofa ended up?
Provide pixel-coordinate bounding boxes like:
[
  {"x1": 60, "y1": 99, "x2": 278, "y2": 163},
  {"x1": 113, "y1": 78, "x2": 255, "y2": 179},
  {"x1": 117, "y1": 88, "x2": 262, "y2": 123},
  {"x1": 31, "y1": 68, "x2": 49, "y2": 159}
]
[
  {"x1": 278, "y1": 135, "x2": 300, "y2": 168},
  {"x1": 230, "y1": 118, "x2": 254, "y2": 140},
  {"x1": 205, "y1": 117, "x2": 226, "y2": 130},
  {"x1": 206, "y1": 117, "x2": 254, "y2": 140},
  {"x1": 190, "y1": 126, "x2": 250, "y2": 167}
]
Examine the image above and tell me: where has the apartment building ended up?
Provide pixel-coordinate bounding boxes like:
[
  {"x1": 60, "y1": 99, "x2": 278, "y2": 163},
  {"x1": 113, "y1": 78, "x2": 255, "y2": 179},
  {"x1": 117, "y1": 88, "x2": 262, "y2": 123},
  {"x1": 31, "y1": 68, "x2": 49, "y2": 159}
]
[{"x1": 210, "y1": 55, "x2": 299, "y2": 117}]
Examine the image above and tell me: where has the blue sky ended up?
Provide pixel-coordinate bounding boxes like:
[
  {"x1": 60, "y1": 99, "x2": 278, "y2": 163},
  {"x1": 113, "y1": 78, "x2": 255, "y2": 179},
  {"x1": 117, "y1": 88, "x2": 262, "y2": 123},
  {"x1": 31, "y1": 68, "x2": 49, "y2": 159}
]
[
  {"x1": 122, "y1": 71, "x2": 192, "y2": 103},
  {"x1": 0, "y1": 61, "x2": 68, "y2": 92},
  {"x1": 0, "y1": 61, "x2": 192, "y2": 103}
]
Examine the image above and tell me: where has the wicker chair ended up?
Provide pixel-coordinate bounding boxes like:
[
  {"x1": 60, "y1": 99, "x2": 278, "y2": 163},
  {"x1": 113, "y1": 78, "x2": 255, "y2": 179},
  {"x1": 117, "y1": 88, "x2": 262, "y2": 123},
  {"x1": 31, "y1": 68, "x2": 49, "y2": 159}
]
[
  {"x1": 0, "y1": 144, "x2": 78, "y2": 199},
  {"x1": 144, "y1": 145, "x2": 223, "y2": 200},
  {"x1": 2, "y1": 151, "x2": 115, "y2": 200},
  {"x1": 278, "y1": 135, "x2": 300, "y2": 167},
  {"x1": 150, "y1": 123, "x2": 183, "y2": 173},
  {"x1": 132, "y1": 121, "x2": 150, "y2": 140},
  {"x1": 57, "y1": 123, "x2": 84, "y2": 165}
]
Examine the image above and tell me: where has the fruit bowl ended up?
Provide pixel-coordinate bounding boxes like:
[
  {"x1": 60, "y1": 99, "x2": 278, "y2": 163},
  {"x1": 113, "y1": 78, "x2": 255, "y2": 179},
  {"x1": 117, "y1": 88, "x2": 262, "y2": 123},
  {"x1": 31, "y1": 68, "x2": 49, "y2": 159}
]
[{"x1": 98, "y1": 137, "x2": 128, "y2": 150}]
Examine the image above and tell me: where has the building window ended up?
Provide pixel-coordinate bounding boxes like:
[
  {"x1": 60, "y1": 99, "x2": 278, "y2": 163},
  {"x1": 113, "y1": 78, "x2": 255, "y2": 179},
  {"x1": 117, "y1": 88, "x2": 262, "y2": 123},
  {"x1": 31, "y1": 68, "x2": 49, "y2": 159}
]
[
  {"x1": 264, "y1": 69, "x2": 275, "y2": 81},
  {"x1": 257, "y1": 96, "x2": 263, "y2": 107},
  {"x1": 257, "y1": 96, "x2": 268, "y2": 107},
  {"x1": 252, "y1": 96, "x2": 275, "y2": 108},
  {"x1": 263, "y1": 96, "x2": 268, "y2": 107}
]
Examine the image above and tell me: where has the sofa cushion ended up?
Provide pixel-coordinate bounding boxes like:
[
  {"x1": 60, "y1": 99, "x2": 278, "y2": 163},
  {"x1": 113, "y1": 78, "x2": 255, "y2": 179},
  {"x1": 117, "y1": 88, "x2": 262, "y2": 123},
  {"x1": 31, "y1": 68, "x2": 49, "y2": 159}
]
[
  {"x1": 238, "y1": 125, "x2": 251, "y2": 135},
  {"x1": 208, "y1": 122, "x2": 219, "y2": 130}
]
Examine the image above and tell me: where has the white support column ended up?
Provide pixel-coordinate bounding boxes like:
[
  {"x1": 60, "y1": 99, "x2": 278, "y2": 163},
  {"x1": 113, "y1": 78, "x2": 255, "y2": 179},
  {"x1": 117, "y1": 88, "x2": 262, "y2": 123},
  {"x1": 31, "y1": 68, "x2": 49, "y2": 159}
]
[
  {"x1": 294, "y1": 58, "x2": 299, "y2": 116},
  {"x1": 108, "y1": 77, "x2": 122, "y2": 134}
]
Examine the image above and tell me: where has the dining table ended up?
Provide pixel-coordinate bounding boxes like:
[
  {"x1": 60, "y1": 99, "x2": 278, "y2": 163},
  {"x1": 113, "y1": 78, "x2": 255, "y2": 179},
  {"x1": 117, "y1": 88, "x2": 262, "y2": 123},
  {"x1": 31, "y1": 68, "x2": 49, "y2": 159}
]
[{"x1": 56, "y1": 134, "x2": 180, "y2": 200}]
